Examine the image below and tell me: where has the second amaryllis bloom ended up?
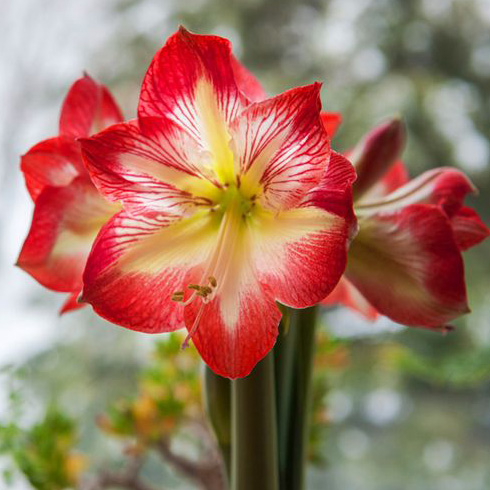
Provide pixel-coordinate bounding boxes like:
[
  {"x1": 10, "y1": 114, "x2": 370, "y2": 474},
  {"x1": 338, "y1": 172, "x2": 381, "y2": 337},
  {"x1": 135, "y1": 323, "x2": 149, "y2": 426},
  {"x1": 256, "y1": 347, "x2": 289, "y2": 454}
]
[
  {"x1": 325, "y1": 119, "x2": 489, "y2": 329},
  {"x1": 80, "y1": 28, "x2": 356, "y2": 378},
  {"x1": 17, "y1": 75, "x2": 123, "y2": 312}
]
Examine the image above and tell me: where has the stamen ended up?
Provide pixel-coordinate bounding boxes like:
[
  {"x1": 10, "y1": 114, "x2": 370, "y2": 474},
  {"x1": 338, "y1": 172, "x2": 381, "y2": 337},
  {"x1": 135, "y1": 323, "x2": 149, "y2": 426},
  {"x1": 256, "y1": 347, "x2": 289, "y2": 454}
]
[
  {"x1": 182, "y1": 303, "x2": 206, "y2": 349},
  {"x1": 181, "y1": 294, "x2": 198, "y2": 306}
]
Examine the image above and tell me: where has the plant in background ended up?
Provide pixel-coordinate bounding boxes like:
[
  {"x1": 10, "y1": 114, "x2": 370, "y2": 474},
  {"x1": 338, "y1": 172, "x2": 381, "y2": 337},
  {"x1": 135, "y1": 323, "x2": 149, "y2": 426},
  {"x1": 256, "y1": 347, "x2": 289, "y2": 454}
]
[
  {"x1": 13, "y1": 26, "x2": 488, "y2": 490},
  {"x1": 0, "y1": 407, "x2": 85, "y2": 490},
  {"x1": 1, "y1": 337, "x2": 225, "y2": 490},
  {"x1": 307, "y1": 332, "x2": 350, "y2": 466},
  {"x1": 98, "y1": 334, "x2": 202, "y2": 444},
  {"x1": 92, "y1": 334, "x2": 226, "y2": 490}
]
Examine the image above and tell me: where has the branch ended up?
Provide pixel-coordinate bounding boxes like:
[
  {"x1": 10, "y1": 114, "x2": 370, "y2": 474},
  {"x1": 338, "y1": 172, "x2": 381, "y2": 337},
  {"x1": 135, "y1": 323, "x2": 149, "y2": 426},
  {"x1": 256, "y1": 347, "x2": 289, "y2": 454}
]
[
  {"x1": 86, "y1": 472, "x2": 157, "y2": 490},
  {"x1": 80, "y1": 455, "x2": 159, "y2": 490},
  {"x1": 155, "y1": 437, "x2": 226, "y2": 490}
]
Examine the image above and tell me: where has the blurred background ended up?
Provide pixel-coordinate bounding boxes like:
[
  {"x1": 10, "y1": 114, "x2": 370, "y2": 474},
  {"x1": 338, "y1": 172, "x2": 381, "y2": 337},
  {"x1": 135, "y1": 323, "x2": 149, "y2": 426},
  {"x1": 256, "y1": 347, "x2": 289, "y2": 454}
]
[{"x1": 1, "y1": 0, "x2": 490, "y2": 488}]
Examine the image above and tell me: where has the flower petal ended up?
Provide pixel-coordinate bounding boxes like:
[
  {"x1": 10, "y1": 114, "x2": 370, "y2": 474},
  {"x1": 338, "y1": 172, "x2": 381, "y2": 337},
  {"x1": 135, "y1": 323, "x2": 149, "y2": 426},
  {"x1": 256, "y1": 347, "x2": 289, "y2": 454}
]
[
  {"x1": 451, "y1": 206, "x2": 489, "y2": 251},
  {"x1": 359, "y1": 160, "x2": 409, "y2": 202},
  {"x1": 139, "y1": 27, "x2": 241, "y2": 122},
  {"x1": 139, "y1": 28, "x2": 243, "y2": 182},
  {"x1": 308, "y1": 151, "x2": 357, "y2": 221},
  {"x1": 231, "y1": 56, "x2": 267, "y2": 102},
  {"x1": 232, "y1": 83, "x2": 330, "y2": 210},
  {"x1": 356, "y1": 167, "x2": 476, "y2": 216},
  {"x1": 322, "y1": 277, "x2": 379, "y2": 321},
  {"x1": 21, "y1": 137, "x2": 83, "y2": 200},
  {"x1": 81, "y1": 209, "x2": 220, "y2": 333},
  {"x1": 320, "y1": 111, "x2": 342, "y2": 138},
  {"x1": 17, "y1": 177, "x2": 118, "y2": 292},
  {"x1": 251, "y1": 152, "x2": 356, "y2": 308},
  {"x1": 60, "y1": 291, "x2": 84, "y2": 314},
  {"x1": 184, "y1": 279, "x2": 280, "y2": 379},
  {"x1": 80, "y1": 118, "x2": 220, "y2": 213},
  {"x1": 182, "y1": 221, "x2": 280, "y2": 378},
  {"x1": 346, "y1": 204, "x2": 468, "y2": 328},
  {"x1": 59, "y1": 74, "x2": 123, "y2": 138},
  {"x1": 250, "y1": 207, "x2": 347, "y2": 308}
]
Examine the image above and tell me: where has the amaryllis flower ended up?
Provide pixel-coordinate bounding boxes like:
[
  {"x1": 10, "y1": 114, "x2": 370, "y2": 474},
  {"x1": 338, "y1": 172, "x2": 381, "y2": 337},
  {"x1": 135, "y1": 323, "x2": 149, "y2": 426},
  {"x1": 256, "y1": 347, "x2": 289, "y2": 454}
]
[
  {"x1": 79, "y1": 28, "x2": 356, "y2": 378},
  {"x1": 17, "y1": 75, "x2": 123, "y2": 313},
  {"x1": 324, "y1": 119, "x2": 489, "y2": 329}
]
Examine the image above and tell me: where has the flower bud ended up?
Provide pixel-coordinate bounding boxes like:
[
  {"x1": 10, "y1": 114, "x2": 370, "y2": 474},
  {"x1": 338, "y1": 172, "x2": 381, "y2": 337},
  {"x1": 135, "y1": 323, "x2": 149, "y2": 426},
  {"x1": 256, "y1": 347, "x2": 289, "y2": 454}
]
[{"x1": 351, "y1": 118, "x2": 406, "y2": 199}]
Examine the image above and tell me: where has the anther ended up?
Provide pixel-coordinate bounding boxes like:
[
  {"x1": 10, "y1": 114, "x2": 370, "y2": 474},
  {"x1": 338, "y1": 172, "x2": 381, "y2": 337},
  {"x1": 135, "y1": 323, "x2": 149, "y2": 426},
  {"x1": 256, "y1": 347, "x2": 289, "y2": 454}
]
[
  {"x1": 188, "y1": 284, "x2": 201, "y2": 291},
  {"x1": 208, "y1": 276, "x2": 217, "y2": 288},
  {"x1": 171, "y1": 291, "x2": 184, "y2": 302}
]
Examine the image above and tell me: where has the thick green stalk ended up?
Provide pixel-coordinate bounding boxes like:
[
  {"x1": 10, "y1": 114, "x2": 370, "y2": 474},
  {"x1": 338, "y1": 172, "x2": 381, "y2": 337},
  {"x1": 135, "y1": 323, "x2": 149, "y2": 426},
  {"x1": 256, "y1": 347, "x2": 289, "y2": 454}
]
[
  {"x1": 274, "y1": 311, "x2": 298, "y2": 475},
  {"x1": 231, "y1": 352, "x2": 279, "y2": 490},
  {"x1": 203, "y1": 366, "x2": 232, "y2": 478},
  {"x1": 275, "y1": 306, "x2": 318, "y2": 490}
]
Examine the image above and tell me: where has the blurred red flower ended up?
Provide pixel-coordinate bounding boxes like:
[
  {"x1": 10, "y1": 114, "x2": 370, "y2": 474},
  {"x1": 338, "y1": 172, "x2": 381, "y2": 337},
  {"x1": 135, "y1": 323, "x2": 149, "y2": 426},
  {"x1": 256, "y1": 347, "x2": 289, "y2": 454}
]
[
  {"x1": 17, "y1": 75, "x2": 123, "y2": 313},
  {"x1": 324, "y1": 119, "x2": 489, "y2": 329}
]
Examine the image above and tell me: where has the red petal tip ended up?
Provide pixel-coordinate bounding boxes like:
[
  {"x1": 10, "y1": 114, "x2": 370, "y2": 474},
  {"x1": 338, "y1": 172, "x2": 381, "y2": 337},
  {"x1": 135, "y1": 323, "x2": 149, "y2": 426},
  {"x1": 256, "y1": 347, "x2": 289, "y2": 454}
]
[{"x1": 15, "y1": 257, "x2": 37, "y2": 269}]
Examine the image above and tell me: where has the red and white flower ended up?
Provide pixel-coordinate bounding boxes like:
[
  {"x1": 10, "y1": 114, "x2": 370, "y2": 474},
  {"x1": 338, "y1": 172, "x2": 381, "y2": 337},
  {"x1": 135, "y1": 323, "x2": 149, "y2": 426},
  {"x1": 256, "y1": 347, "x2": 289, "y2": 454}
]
[
  {"x1": 17, "y1": 75, "x2": 123, "y2": 313},
  {"x1": 324, "y1": 119, "x2": 489, "y2": 329},
  {"x1": 79, "y1": 28, "x2": 356, "y2": 378}
]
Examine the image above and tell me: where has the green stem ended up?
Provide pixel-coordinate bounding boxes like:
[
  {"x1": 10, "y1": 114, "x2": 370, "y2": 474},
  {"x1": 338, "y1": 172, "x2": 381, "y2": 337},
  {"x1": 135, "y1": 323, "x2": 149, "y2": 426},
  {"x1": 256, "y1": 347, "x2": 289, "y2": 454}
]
[
  {"x1": 203, "y1": 366, "x2": 232, "y2": 479},
  {"x1": 275, "y1": 306, "x2": 318, "y2": 490},
  {"x1": 231, "y1": 352, "x2": 279, "y2": 490},
  {"x1": 274, "y1": 311, "x2": 298, "y2": 474}
]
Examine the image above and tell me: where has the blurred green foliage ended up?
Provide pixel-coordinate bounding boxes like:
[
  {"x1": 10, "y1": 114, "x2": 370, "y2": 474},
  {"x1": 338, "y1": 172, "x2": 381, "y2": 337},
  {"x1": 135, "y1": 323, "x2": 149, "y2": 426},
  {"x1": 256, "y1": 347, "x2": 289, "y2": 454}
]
[
  {"x1": 0, "y1": 334, "x2": 218, "y2": 490},
  {"x1": 398, "y1": 344, "x2": 490, "y2": 388},
  {"x1": 99, "y1": 333, "x2": 201, "y2": 443},
  {"x1": 0, "y1": 407, "x2": 83, "y2": 490}
]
